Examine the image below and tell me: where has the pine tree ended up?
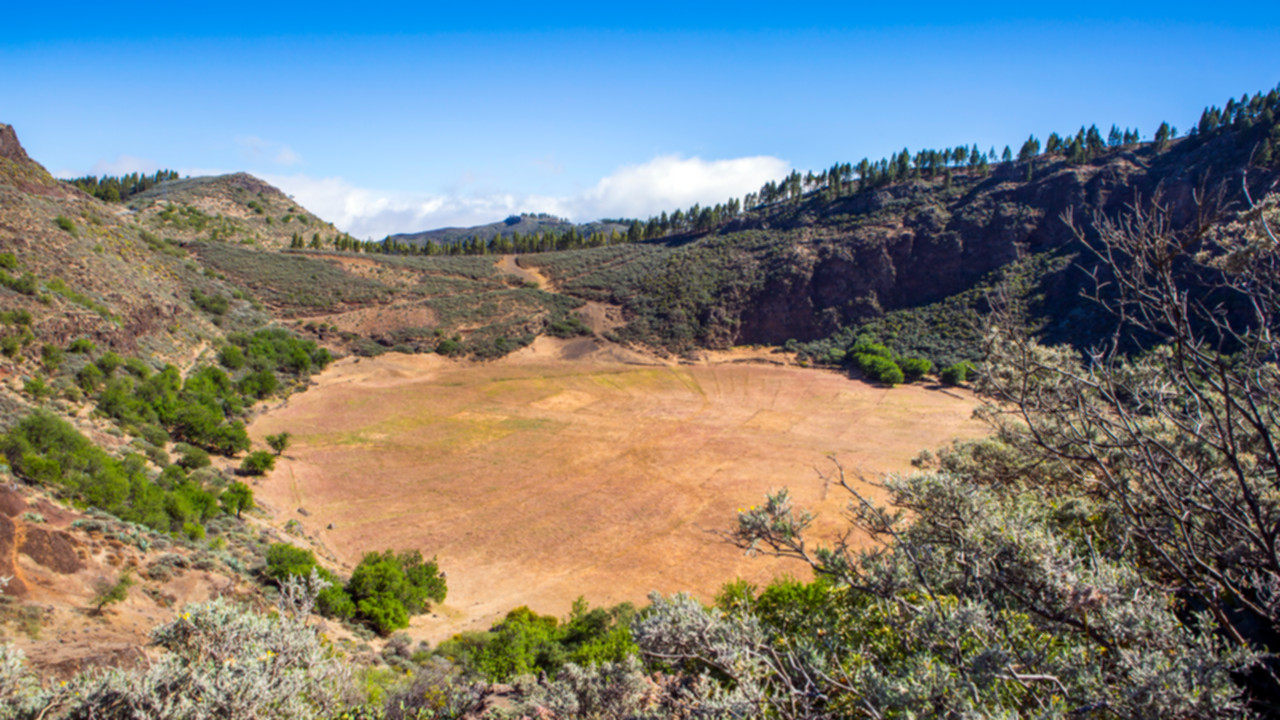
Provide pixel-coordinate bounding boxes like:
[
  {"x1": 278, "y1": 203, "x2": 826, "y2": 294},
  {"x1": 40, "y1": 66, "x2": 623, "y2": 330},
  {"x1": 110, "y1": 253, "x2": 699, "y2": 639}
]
[{"x1": 1018, "y1": 136, "x2": 1041, "y2": 161}]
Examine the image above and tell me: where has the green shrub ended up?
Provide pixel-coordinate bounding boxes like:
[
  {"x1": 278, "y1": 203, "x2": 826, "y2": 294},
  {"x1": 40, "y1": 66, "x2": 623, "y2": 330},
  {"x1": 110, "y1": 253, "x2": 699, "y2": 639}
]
[
  {"x1": 140, "y1": 442, "x2": 169, "y2": 468},
  {"x1": 238, "y1": 369, "x2": 278, "y2": 399},
  {"x1": 40, "y1": 343, "x2": 64, "y2": 371},
  {"x1": 54, "y1": 215, "x2": 78, "y2": 236},
  {"x1": 0, "y1": 411, "x2": 216, "y2": 535},
  {"x1": 96, "y1": 351, "x2": 123, "y2": 376},
  {"x1": 219, "y1": 481, "x2": 254, "y2": 518},
  {"x1": 266, "y1": 432, "x2": 291, "y2": 455},
  {"x1": 174, "y1": 443, "x2": 211, "y2": 470},
  {"x1": 855, "y1": 353, "x2": 904, "y2": 385},
  {"x1": 0, "y1": 270, "x2": 38, "y2": 295},
  {"x1": 218, "y1": 344, "x2": 246, "y2": 369},
  {"x1": 1, "y1": 308, "x2": 32, "y2": 326},
  {"x1": 0, "y1": 334, "x2": 21, "y2": 359},
  {"x1": 90, "y1": 569, "x2": 134, "y2": 615},
  {"x1": 68, "y1": 337, "x2": 95, "y2": 353},
  {"x1": 439, "y1": 598, "x2": 636, "y2": 682},
  {"x1": 239, "y1": 450, "x2": 276, "y2": 476},
  {"x1": 898, "y1": 356, "x2": 932, "y2": 382},
  {"x1": 0, "y1": 252, "x2": 16, "y2": 269},
  {"x1": 140, "y1": 424, "x2": 169, "y2": 447},
  {"x1": 939, "y1": 361, "x2": 974, "y2": 385},
  {"x1": 849, "y1": 338, "x2": 893, "y2": 358},
  {"x1": 76, "y1": 363, "x2": 104, "y2": 391},
  {"x1": 547, "y1": 314, "x2": 592, "y2": 338},
  {"x1": 190, "y1": 288, "x2": 230, "y2": 315},
  {"x1": 124, "y1": 357, "x2": 152, "y2": 378},
  {"x1": 436, "y1": 337, "x2": 463, "y2": 356},
  {"x1": 347, "y1": 550, "x2": 447, "y2": 635},
  {"x1": 23, "y1": 376, "x2": 52, "y2": 401}
]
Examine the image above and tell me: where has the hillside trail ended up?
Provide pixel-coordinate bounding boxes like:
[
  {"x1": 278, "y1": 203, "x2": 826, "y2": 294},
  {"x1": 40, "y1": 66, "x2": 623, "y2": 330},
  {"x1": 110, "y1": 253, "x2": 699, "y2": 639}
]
[
  {"x1": 495, "y1": 254, "x2": 551, "y2": 289},
  {"x1": 495, "y1": 254, "x2": 629, "y2": 336}
]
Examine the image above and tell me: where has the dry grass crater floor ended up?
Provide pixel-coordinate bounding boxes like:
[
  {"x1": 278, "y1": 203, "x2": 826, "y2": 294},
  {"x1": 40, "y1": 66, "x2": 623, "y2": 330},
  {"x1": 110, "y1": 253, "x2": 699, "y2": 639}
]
[{"x1": 249, "y1": 340, "x2": 984, "y2": 641}]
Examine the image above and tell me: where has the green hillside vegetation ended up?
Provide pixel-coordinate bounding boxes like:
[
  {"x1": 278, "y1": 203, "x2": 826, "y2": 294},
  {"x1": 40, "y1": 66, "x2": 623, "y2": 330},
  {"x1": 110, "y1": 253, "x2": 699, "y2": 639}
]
[
  {"x1": 84, "y1": 328, "x2": 330, "y2": 455},
  {"x1": 0, "y1": 326, "x2": 329, "y2": 540},
  {"x1": 1, "y1": 411, "x2": 221, "y2": 535}
]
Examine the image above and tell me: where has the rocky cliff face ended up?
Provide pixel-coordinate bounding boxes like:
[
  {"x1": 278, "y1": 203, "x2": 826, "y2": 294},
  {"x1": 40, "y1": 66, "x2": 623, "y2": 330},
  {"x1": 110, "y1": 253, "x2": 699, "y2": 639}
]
[
  {"x1": 0, "y1": 123, "x2": 31, "y2": 164},
  {"x1": 727, "y1": 133, "x2": 1275, "y2": 348}
]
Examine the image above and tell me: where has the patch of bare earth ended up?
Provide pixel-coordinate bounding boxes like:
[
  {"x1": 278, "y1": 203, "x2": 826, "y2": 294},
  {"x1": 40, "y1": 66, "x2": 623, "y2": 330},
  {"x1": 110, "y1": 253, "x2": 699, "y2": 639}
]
[
  {"x1": 0, "y1": 486, "x2": 254, "y2": 678},
  {"x1": 250, "y1": 344, "x2": 984, "y2": 642},
  {"x1": 321, "y1": 254, "x2": 423, "y2": 289},
  {"x1": 298, "y1": 303, "x2": 438, "y2": 336},
  {"x1": 496, "y1": 254, "x2": 550, "y2": 289}
]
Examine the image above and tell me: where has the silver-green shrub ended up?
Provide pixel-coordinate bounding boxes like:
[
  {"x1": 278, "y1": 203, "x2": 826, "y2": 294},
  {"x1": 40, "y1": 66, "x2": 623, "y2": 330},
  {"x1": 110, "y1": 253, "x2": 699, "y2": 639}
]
[
  {"x1": 514, "y1": 655, "x2": 656, "y2": 720},
  {"x1": 1, "y1": 571, "x2": 349, "y2": 720}
]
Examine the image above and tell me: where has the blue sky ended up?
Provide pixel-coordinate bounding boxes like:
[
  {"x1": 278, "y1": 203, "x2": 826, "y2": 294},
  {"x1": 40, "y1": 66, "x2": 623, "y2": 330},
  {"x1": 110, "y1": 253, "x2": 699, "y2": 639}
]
[{"x1": 3, "y1": 2, "x2": 1278, "y2": 238}]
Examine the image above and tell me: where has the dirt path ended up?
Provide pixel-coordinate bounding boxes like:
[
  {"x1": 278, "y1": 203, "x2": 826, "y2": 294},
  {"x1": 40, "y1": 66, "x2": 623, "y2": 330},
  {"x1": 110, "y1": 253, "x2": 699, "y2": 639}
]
[
  {"x1": 249, "y1": 345, "x2": 985, "y2": 643},
  {"x1": 495, "y1": 254, "x2": 551, "y2": 289}
]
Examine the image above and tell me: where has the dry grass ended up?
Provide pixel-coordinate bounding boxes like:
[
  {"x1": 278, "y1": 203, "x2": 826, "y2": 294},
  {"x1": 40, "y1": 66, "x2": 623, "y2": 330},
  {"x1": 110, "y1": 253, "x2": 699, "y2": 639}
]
[{"x1": 249, "y1": 341, "x2": 984, "y2": 642}]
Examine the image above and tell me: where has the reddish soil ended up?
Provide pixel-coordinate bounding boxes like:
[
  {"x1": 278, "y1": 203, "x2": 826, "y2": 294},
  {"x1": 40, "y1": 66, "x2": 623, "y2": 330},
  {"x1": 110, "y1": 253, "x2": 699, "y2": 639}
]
[
  {"x1": 497, "y1": 254, "x2": 550, "y2": 289},
  {"x1": 0, "y1": 486, "x2": 252, "y2": 679},
  {"x1": 250, "y1": 339, "x2": 984, "y2": 642}
]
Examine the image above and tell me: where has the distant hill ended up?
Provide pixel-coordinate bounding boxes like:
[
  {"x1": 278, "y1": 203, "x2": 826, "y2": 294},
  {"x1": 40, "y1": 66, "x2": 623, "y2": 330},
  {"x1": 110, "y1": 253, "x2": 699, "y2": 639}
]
[
  {"x1": 388, "y1": 213, "x2": 631, "y2": 247},
  {"x1": 126, "y1": 172, "x2": 345, "y2": 249}
]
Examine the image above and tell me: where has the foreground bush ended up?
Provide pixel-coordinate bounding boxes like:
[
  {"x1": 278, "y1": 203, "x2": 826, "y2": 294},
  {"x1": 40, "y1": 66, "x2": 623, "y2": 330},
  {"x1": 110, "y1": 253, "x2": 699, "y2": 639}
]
[
  {"x1": 438, "y1": 598, "x2": 636, "y2": 682},
  {"x1": 1, "y1": 573, "x2": 348, "y2": 720},
  {"x1": 649, "y1": 193, "x2": 1280, "y2": 718}
]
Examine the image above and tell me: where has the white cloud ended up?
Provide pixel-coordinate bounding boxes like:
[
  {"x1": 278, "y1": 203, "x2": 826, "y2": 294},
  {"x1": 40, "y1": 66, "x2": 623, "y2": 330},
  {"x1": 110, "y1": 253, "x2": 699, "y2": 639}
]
[
  {"x1": 236, "y1": 135, "x2": 303, "y2": 167},
  {"x1": 571, "y1": 154, "x2": 790, "y2": 221},
  {"x1": 263, "y1": 154, "x2": 789, "y2": 240}
]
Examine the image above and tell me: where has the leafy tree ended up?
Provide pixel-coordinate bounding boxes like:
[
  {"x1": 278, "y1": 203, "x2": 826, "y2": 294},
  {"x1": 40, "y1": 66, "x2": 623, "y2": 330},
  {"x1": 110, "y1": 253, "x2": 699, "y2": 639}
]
[
  {"x1": 347, "y1": 550, "x2": 447, "y2": 635},
  {"x1": 220, "y1": 481, "x2": 254, "y2": 518},
  {"x1": 239, "y1": 450, "x2": 275, "y2": 476},
  {"x1": 439, "y1": 599, "x2": 636, "y2": 682},
  {"x1": 266, "y1": 432, "x2": 292, "y2": 455}
]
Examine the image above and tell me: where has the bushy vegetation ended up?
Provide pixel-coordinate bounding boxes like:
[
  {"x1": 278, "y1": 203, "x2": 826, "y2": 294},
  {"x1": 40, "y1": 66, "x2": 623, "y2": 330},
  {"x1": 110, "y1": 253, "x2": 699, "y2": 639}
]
[
  {"x1": 239, "y1": 450, "x2": 276, "y2": 475},
  {"x1": 266, "y1": 544, "x2": 447, "y2": 636},
  {"x1": 939, "y1": 360, "x2": 974, "y2": 385},
  {"x1": 841, "y1": 337, "x2": 934, "y2": 386},
  {"x1": 1, "y1": 574, "x2": 348, "y2": 720},
  {"x1": 438, "y1": 599, "x2": 637, "y2": 682},
  {"x1": 89, "y1": 328, "x2": 328, "y2": 456},
  {"x1": 193, "y1": 242, "x2": 391, "y2": 311},
  {"x1": 0, "y1": 411, "x2": 221, "y2": 536}
]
